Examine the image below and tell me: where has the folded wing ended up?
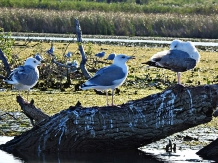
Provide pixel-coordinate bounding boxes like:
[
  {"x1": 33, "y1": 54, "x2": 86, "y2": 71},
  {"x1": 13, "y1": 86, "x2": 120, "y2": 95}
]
[
  {"x1": 145, "y1": 49, "x2": 197, "y2": 72},
  {"x1": 6, "y1": 65, "x2": 39, "y2": 86}
]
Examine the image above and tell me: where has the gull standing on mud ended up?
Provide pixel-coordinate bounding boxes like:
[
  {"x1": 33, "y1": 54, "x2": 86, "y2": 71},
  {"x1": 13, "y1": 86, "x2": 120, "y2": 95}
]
[
  {"x1": 81, "y1": 54, "x2": 135, "y2": 106},
  {"x1": 46, "y1": 45, "x2": 55, "y2": 57},
  {"x1": 64, "y1": 52, "x2": 72, "y2": 59},
  {"x1": 142, "y1": 39, "x2": 200, "y2": 84},
  {"x1": 4, "y1": 57, "x2": 41, "y2": 101},
  {"x1": 95, "y1": 51, "x2": 105, "y2": 58}
]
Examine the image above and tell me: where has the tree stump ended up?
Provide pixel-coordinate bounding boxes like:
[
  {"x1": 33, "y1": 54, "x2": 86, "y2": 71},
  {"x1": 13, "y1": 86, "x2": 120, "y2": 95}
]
[{"x1": 0, "y1": 84, "x2": 217, "y2": 154}]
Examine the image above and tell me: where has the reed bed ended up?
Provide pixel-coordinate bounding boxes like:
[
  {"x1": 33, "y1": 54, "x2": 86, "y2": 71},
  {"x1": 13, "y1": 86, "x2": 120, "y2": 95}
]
[
  {"x1": 1, "y1": 8, "x2": 218, "y2": 38},
  {"x1": 1, "y1": 0, "x2": 218, "y2": 15}
]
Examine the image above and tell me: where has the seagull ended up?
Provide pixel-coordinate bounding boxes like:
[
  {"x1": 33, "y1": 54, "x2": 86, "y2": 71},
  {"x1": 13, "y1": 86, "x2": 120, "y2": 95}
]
[
  {"x1": 142, "y1": 40, "x2": 200, "y2": 84},
  {"x1": 34, "y1": 53, "x2": 43, "y2": 62},
  {"x1": 95, "y1": 51, "x2": 105, "y2": 58},
  {"x1": 66, "y1": 60, "x2": 78, "y2": 68},
  {"x1": 46, "y1": 45, "x2": 55, "y2": 57},
  {"x1": 64, "y1": 52, "x2": 72, "y2": 58},
  {"x1": 81, "y1": 54, "x2": 135, "y2": 106},
  {"x1": 66, "y1": 60, "x2": 79, "y2": 73},
  {"x1": 170, "y1": 40, "x2": 200, "y2": 63},
  {"x1": 4, "y1": 57, "x2": 41, "y2": 101},
  {"x1": 105, "y1": 53, "x2": 116, "y2": 61},
  {"x1": 71, "y1": 60, "x2": 79, "y2": 68}
]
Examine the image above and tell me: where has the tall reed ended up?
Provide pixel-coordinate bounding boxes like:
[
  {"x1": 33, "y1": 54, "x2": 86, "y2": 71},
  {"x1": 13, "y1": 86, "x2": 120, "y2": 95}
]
[
  {"x1": 1, "y1": 8, "x2": 218, "y2": 38},
  {"x1": 1, "y1": 0, "x2": 218, "y2": 15}
]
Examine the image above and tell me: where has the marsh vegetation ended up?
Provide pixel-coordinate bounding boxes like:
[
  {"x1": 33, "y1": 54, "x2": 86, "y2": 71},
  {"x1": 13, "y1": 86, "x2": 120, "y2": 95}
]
[
  {"x1": 1, "y1": 0, "x2": 218, "y2": 38},
  {"x1": 1, "y1": 0, "x2": 218, "y2": 14}
]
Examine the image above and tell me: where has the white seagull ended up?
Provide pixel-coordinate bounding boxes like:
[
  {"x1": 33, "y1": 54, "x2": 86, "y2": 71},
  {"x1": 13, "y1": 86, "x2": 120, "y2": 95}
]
[
  {"x1": 4, "y1": 57, "x2": 41, "y2": 100},
  {"x1": 46, "y1": 45, "x2": 55, "y2": 57},
  {"x1": 64, "y1": 52, "x2": 72, "y2": 58},
  {"x1": 142, "y1": 39, "x2": 200, "y2": 84},
  {"x1": 81, "y1": 54, "x2": 135, "y2": 106}
]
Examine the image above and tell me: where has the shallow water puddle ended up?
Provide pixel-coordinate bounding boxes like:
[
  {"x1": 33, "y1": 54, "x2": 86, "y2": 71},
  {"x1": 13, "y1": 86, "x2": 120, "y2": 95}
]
[
  {"x1": 0, "y1": 136, "x2": 216, "y2": 163},
  {"x1": 0, "y1": 136, "x2": 23, "y2": 163},
  {"x1": 140, "y1": 147, "x2": 214, "y2": 162}
]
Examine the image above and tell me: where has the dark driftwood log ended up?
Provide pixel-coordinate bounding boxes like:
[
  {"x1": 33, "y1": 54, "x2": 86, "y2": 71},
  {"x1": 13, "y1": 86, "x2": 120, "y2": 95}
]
[
  {"x1": 0, "y1": 84, "x2": 217, "y2": 153},
  {"x1": 16, "y1": 96, "x2": 49, "y2": 126},
  {"x1": 197, "y1": 138, "x2": 218, "y2": 161},
  {"x1": 75, "y1": 19, "x2": 92, "y2": 80},
  {"x1": 0, "y1": 49, "x2": 11, "y2": 79}
]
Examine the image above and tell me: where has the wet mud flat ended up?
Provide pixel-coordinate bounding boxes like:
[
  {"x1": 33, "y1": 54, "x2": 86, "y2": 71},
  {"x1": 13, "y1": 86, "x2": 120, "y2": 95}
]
[{"x1": 140, "y1": 124, "x2": 218, "y2": 162}]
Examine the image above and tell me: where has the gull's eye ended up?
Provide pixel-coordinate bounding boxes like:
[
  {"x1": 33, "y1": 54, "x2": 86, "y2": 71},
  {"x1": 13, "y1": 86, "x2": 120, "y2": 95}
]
[
  {"x1": 121, "y1": 56, "x2": 125, "y2": 58},
  {"x1": 33, "y1": 60, "x2": 36, "y2": 63}
]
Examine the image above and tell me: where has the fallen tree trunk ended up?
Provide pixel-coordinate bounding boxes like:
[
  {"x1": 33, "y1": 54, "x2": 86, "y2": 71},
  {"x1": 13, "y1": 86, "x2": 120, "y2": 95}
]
[
  {"x1": 197, "y1": 137, "x2": 218, "y2": 162},
  {"x1": 0, "y1": 84, "x2": 217, "y2": 153},
  {"x1": 16, "y1": 96, "x2": 50, "y2": 126}
]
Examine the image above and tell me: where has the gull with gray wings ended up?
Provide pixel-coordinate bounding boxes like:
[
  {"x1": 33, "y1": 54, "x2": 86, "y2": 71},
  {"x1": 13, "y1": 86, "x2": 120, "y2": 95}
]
[
  {"x1": 142, "y1": 39, "x2": 200, "y2": 84},
  {"x1": 81, "y1": 54, "x2": 135, "y2": 106},
  {"x1": 4, "y1": 57, "x2": 41, "y2": 101}
]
